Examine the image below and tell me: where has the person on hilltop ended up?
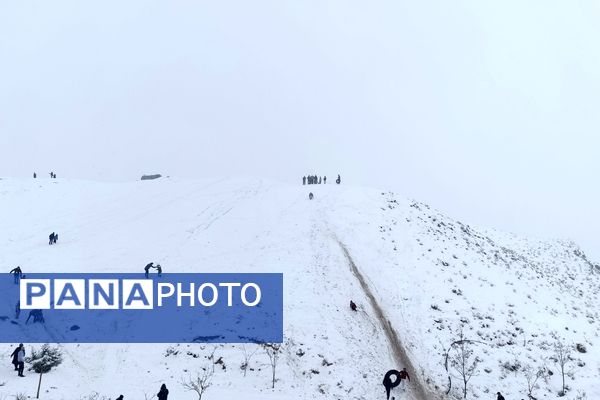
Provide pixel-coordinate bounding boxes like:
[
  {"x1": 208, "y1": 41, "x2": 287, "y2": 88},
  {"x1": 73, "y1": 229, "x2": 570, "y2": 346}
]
[
  {"x1": 9, "y1": 266, "x2": 23, "y2": 284},
  {"x1": 49, "y1": 232, "x2": 56, "y2": 245},
  {"x1": 496, "y1": 392, "x2": 505, "y2": 400},
  {"x1": 336, "y1": 174, "x2": 341, "y2": 184},
  {"x1": 33, "y1": 172, "x2": 37, "y2": 178},
  {"x1": 157, "y1": 384, "x2": 169, "y2": 400},
  {"x1": 350, "y1": 300, "x2": 357, "y2": 312},
  {"x1": 144, "y1": 262, "x2": 154, "y2": 279},
  {"x1": 156, "y1": 264, "x2": 163, "y2": 277},
  {"x1": 302, "y1": 176, "x2": 306, "y2": 185},
  {"x1": 116, "y1": 395, "x2": 124, "y2": 400}
]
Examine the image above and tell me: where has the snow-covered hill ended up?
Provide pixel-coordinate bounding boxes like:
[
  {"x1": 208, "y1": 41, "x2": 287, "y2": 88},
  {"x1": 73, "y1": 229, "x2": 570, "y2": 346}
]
[{"x1": 0, "y1": 177, "x2": 598, "y2": 400}]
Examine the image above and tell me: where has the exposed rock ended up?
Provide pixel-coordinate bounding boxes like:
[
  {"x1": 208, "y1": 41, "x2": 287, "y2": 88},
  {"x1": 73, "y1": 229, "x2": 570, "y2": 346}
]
[{"x1": 141, "y1": 174, "x2": 162, "y2": 181}]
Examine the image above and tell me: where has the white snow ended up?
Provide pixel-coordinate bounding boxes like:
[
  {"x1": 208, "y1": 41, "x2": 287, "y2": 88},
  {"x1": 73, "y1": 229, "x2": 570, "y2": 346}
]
[{"x1": 0, "y1": 177, "x2": 598, "y2": 399}]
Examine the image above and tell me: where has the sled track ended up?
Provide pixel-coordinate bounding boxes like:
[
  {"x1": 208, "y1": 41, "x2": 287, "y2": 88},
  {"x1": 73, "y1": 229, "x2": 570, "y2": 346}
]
[{"x1": 336, "y1": 239, "x2": 434, "y2": 400}]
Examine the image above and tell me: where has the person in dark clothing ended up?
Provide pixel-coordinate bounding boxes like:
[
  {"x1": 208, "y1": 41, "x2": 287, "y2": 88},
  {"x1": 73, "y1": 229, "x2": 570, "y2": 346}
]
[
  {"x1": 15, "y1": 301, "x2": 21, "y2": 319},
  {"x1": 336, "y1": 174, "x2": 341, "y2": 184},
  {"x1": 49, "y1": 232, "x2": 55, "y2": 245},
  {"x1": 157, "y1": 384, "x2": 169, "y2": 400},
  {"x1": 323, "y1": 176, "x2": 326, "y2": 184},
  {"x1": 33, "y1": 172, "x2": 37, "y2": 178},
  {"x1": 302, "y1": 176, "x2": 306, "y2": 185},
  {"x1": 53, "y1": 233, "x2": 58, "y2": 244},
  {"x1": 156, "y1": 264, "x2": 162, "y2": 277},
  {"x1": 309, "y1": 192, "x2": 314, "y2": 200},
  {"x1": 398, "y1": 367, "x2": 410, "y2": 391},
  {"x1": 116, "y1": 395, "x2": 124, "y2": 400},
  {"x1": 399, "y1": 368, "x2": 410, "y2": 381},
  {"x1": 10, "y1": 266, "x2": 23, "y2": 284},
  {"x1": 26, "y1": 309, "x2": 44, "y2": 324},
  {"x1": 16, "y1": 345, "x2": 25, "y2": 377},
  {"x1": 382, "y1": 370, "x2": 401, "y2": 400},
  {"x1": 350, "y1": 300, "x2": 357, "y2": 311},
  {"x1": 318, "y1": 176, "x2": 322, "y2": 184},
  {"x1": 144, "y1": 262, "x2": 154, "y2": 279},
  {"x1": 11, "y1": 344, "x2": 23, "y2": 371},
  {"x1": 497, "y1": 393, "x2": 505, "y2": 400}
]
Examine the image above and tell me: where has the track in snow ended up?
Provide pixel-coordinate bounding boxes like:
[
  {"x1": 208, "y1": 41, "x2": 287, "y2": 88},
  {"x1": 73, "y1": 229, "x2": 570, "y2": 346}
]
[{"x1": 336, "y1": 239, "x2": 435, "y2": 400}]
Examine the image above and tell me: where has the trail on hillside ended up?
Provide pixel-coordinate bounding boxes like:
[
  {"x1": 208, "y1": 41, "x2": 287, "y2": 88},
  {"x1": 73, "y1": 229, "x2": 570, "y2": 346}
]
[{"x1": 335, "y1": 239, "x2": 433, "y2": 400}]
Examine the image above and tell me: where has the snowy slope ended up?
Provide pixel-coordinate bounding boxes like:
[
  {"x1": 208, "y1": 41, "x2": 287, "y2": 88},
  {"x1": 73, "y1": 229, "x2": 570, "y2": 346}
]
[{"x1": 0, "y1": 177, "x2": 598, "y2": 400}]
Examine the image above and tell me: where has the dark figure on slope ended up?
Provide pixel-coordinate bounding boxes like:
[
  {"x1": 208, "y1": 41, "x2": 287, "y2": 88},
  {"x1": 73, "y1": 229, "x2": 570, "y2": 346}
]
[
  {"x1": 15, "y1": 301, "x2": 21, "y2": 319},
  {"x1": 497, "y1": 393, "x2": 505, "y2": 400},
  {"x1": 16, "y1": 345, "x2": 25, "y2": 377},
  {"x1": 26, "y1": 309, "x2": 45, "y2": 324},
  {"x1": 303, "y1": 176, "x2": 306, "y2": 185},
  {"x1": 116, "y1": 395, "x2": 124, "y2": 400},
  {"x1": 33, "y1": 172, "x2": 37, "y2": 178},
  {"x1": 323, "y1": 176, "x2": 326, "y2": 184},
  {"x1": 382, "y1": 369, "x2": 401, "y2": 400},
  {"x1": 350, "y1": 300, "x2": 357, "y2": 311},
  {"x1": 399, "y1": 367, "x2": 410, "y2": 390},
  {"x1": 49, "y1": 232, "x2": 58, "y2": 245},
  {"x1": 309, "y1": 192, "x2": 314, "y2": 200},
  {"x1": 156, "y1": 264, "x2": 162, "y2": 277},
  {"x1": 53, "y1": 233, "x2": 58, "y2": 244},
  {"x1": 336, "y1": 174, "x2": 341, "y2": 184},
  {"x1": 144, "y1": 262, "x2": 154, "y2": 279},
  {"x1": 11, "y1": 344, "x2": 23, "y2": 371},
  {"x1": 157, "y1": 384, "x2": 169, "y2": 400},
  {"x1": 10, "y1": 266, "x2": 23, "y2": 284}
]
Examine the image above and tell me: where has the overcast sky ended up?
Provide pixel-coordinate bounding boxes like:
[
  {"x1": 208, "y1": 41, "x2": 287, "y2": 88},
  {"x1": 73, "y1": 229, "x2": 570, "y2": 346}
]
[{"x1": 1, "y1": 1, "x2": 598, "y2": 260}]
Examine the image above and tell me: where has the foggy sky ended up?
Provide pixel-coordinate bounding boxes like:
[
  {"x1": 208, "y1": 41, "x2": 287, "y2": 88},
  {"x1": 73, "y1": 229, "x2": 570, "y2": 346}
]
[{"x1": 1, "y1": 1, "x2": 598, "y2": 260}]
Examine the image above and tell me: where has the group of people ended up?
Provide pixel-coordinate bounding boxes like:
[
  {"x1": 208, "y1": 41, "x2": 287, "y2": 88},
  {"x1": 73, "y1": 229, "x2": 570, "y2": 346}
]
[
  {"x1": 144, "y1": 262, "x2": 163, "y2": 278},
  {"x1": 381, "y1": 367, "x2": 506, "y2": 400},
  {"x1": 49, "y1": 232, "x2": 59, "y2": 245},
  {"x1": 114, "y1": 384, "x2": 169, "y2": 400},
  {"x1": 303, "y1": 175, "x2": 326, "y2": 185},
  {"x1": 31, "y1": 172, "x2": 58, "y2": 178},
  {"x1": 302, "y1": 174, "x2": 341, "y2": 185}
]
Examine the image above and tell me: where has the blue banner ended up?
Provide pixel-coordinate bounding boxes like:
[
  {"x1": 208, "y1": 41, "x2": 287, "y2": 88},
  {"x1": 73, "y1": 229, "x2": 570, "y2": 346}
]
[{"x1": 0, "y1": 273, "x2": 283, "y2": 343}]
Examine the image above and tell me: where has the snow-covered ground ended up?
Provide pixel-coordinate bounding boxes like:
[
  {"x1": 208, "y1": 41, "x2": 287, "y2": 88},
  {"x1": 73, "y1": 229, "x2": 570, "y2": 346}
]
[{"x1": 0, "y1": 177, "x2": 597, "y2": 399}]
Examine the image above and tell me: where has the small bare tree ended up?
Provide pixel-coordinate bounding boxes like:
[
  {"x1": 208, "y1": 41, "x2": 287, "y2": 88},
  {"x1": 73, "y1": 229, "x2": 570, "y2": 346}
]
[
  {"x1": 522, "y1": 364, "x2": 546, "y2": 399},
  {"x1": 262, "y1": 343, "x2": 282, "y2": 388},
  {"x1": 449, "y1": 330, "x2": 480, "y2": 399},
  {"x1": 181, "y1": 367, "x2": 214, "y2": 400},
  {"x1": 240, "y1": 344, "x2": 259, "y2": 377},
  {"x1": 443, "y1": 328, "x2": 485, "y2": 397},
  {"x1": 554, "y1": 340, "x2": 571, "y2": 396}
]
